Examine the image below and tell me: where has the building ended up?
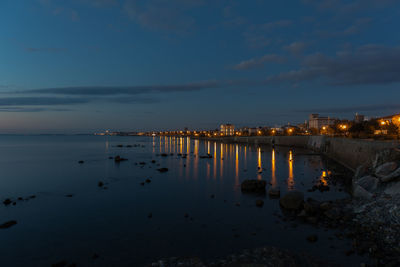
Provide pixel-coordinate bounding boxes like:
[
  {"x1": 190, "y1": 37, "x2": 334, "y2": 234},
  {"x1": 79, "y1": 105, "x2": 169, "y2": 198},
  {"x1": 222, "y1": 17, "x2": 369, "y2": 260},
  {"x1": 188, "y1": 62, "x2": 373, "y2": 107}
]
[
  {"x1": 354, "y1": 113, "x2": 365, "y2": 123},
  {"x1": 220, "y1": 124, "x2": 235, "y2": 136},
  {"x1": 308, "y1": 114, "x2": 336, "y2": 130}
]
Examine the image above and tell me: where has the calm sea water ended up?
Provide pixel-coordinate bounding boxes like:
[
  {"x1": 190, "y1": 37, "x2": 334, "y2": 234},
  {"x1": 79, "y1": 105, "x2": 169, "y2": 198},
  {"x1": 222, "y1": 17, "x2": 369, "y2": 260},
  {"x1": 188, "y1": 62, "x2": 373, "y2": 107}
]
[{"x1": 0, "y1": 135, "x2": 366, "y2": 266}]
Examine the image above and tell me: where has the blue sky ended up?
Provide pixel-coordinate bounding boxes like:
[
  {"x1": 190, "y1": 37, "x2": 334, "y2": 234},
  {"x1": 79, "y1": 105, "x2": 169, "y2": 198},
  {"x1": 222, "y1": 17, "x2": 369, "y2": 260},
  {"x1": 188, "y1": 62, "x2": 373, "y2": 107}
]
[{"x1": 0, "y1": 0, "x2": 400, "y2": 133}]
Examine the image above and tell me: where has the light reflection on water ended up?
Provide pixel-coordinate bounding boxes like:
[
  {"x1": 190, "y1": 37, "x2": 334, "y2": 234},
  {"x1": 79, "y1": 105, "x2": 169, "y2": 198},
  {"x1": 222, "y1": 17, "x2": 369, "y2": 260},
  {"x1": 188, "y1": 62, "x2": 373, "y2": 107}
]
[{"x1": 0, "y1": 135, "x2": 362, "y2": 267}]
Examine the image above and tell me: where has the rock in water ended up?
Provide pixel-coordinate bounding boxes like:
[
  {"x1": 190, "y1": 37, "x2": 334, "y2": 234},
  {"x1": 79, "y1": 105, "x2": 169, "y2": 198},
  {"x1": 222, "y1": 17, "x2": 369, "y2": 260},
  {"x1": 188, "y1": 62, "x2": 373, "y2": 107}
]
[
  {"x1": 0, "y1": 220, "x2": 17, "y2": 229},
  {"x1": 279, "y1": 191, "x2": 304, "y2": 210},
  {"x1": 255, "y1": 199, "x2": 264, "y2": 207},
  {"x1": 157, "y1": 168, "x2": 169, "y2": 173},
  {"x1": 241, "y1": 180, "x2": 267, "y2": 193}
]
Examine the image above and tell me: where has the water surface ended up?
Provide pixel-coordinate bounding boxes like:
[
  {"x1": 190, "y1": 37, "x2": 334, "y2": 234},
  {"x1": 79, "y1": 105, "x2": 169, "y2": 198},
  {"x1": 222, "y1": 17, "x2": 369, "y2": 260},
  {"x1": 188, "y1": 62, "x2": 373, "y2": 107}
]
[{"x1": 0, "y1": 135, "x2": 365, "y2": 266}]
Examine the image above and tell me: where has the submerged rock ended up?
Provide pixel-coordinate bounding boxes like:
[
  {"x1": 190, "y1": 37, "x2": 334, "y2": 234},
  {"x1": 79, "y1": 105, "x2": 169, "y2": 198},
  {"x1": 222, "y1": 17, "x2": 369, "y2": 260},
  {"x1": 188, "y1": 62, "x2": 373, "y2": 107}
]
[
  {"x1": 255, "y1": 199, "x2": 264, "y2": 207},
  {"x1": 279, "y1": 191, "x2": 304, "y2": 210},
  {"x1": 241, "y1": 179, "x2": 267, "y2": 193},
  {"x1": 3, "y1": 198, "x2": 12, "y2": 206},
  {"x1": 114, "y1": 155, "x2": 127, "y2": 162},
  {"x1": 0, "y1": 220, "x2": 17, "y2": 229},
  {"x1": 157, "y1": 168, "x2": 169, "y2": 173}
]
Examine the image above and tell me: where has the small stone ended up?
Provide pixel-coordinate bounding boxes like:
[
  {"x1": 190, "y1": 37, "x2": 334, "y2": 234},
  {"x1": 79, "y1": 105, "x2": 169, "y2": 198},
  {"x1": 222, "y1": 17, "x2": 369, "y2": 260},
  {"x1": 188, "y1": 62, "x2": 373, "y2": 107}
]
[
  {"x1": 307, "y1": 234, "x2": 318, "y2": 242},
  {"x1": 255, "y1": 199, "x2": 264, "y2": 207}
]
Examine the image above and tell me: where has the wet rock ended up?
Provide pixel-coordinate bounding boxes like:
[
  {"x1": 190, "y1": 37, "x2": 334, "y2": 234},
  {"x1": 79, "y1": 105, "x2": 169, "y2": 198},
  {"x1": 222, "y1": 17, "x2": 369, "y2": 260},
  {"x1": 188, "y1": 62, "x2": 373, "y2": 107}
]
[
  {"x1": 148, "y1": 213, "x2": 152, "y2": 218},
  {"x1": 268, "y1": 187, "x2": 280, "y2": 198},
  {"x1": 157, "y1": 168, "x2": 169, "y2": 173},
  {"x1": 353, "y1": 184, "x2": 373, "y2": 199},
  {"x1": 117, "y1": 144, "x2": 123, "y2": 148},
  {"x1": 126, "y1": 145, "x2": 132, "y2": 148},
  {"x1": 0, "y1": 220, "x2": 17, "y2": 229},
  {"x1": 145, "y1": 179, "x2": 151, "y2": 183},
  {"x1": 30, "y1": 195, "x2": 36, "y2": 199},
  {"x1": 139, "y1": 162, "x2": 146, "y2": 165},
  {"x1": 307, "y1": 234, "x2": 318, "y2": 243},
  {"x1": 241, "y1": 179, "x2": 267, "y2": 193},
  {"x1": 375, "y1": 162, "x2": 398, "y2": 177},
  {"x1": 140, "y1": 182, "x2": 145, "y2": 186},
  {"x1": 210, "y1": 194, "x2": 215, "y2": 199},
  {"x1": 78, "y1": 160, "x2": 84, "y2": 164},
  {"x1": 65, "y1": 194, "x2": 74, "y2": 197},
  {"x1": 384, "y1": 181, "x2": 400, "y2": 196},
  {"x1": 355, "y1": 175, "x2": 379, "y2": 192},
  {"x1": 3, "y1": 198, "x2": 12, "y2": 206},
  {"x1": 151, "y1": 160, "x2": 156, "y2": 164},
  {"x1": 200, "y1": 154, "x2": 212, "y2": 159},
  {"x1": 114, "y1": 155, "x2": 127, "y2": 162},
  {"x1": 161, "y1": 153, "x2": 168, "y2": 157},
  {"x1": 380, "y1": 167, "x2": 400, "y2": 183},
  {"x1": 279, "y1": 191, "x2": 304, "y2": 210},
  {"x1": 98, "y1": 181, "x2": 104, "y2": 187},
  {"x1": 255, "y1": 199, "x2": 264, "y2": 207}
]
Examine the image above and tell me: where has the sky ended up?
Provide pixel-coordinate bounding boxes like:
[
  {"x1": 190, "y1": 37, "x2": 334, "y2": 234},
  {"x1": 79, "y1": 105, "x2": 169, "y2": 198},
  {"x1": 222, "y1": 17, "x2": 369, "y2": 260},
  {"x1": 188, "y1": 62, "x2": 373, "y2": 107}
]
[{"x1": 0, "y1": 0, "x2": 400, "y2": 133}]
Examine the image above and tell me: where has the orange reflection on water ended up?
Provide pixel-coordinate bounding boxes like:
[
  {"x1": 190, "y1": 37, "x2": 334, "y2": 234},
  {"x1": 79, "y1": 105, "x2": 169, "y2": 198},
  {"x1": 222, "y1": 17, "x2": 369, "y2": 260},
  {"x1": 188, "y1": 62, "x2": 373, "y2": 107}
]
[
  {"x1": 257, "y1": 147, "x2": 262, "y2": 180},
  {"x1": 213, "y1": 142, "x2": 217, "y2": 179},
  {"x1": 220, "y1": 143, "x2": 224, "y2": 177},
  {"x1": 271, "y1": 149, "x2": 277, "y2": 187},
  {"x1": 288, "y1": 150, "x2": 294, "y2": 190},
  {"x1": 235, "y1": 144, "x2": 239, "y2": 184},
  {"x1": 321, "y1": 171, "x2": 328, "y2": 186}
]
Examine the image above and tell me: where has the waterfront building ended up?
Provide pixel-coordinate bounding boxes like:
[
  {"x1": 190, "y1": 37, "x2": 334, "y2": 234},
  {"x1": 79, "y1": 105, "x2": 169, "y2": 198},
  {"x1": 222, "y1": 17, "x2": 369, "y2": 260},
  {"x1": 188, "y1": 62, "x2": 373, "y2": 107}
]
[
  {"x1": 354, "y1": 113, "x2": 365, "y2": 123},
  {"x1": 220, "y1": 124, "x2": 235, "y2": 136},
  {"x1": 308, "y1": 114, "x2": 336, "y2": 130}
]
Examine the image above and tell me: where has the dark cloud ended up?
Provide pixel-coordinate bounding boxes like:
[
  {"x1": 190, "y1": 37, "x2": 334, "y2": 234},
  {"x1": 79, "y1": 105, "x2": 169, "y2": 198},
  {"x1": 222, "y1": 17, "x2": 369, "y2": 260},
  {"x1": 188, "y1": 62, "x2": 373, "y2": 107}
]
[
  {"x1": 316, "y1": 17, "x2": 372, "y2": 38},
  {"x1": 19, "y1": 81, "x2": 221, "y2": 96},
  {"x1": 0, "y1": 107, "x2": 72, "y2": 112},
  {"x1": 283, "y1": 42, "x2": 308, "y2": 55},
  {"x1": 233, "y1": 54, "x2": 286, "y2": 70},
  {"x1": 267, "y1": 44, "x2": 400, "y2": 86},
  {"x1": 0, "y1": 97, "x2": 89, "y2": 106},
  {"x1": 302, "y1": 0, "x2": 397, "y2": 13},
  {"x1": 123, "y1": 0, "x2": 204, "y2": 33},
  {"x1": 294, "y1": 103, "x2": 400, "y2": 113}
]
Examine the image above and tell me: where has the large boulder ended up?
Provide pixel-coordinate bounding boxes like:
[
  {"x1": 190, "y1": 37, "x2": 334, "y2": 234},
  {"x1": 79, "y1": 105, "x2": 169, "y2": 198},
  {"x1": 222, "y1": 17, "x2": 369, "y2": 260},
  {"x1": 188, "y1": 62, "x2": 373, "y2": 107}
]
[
  {"x1": 380, "y1": 167, "x2": 400, "y2": 183},
  {"x1": 353, "y1": 185, "x2": 373, "y2": 199},
  {"x1": 384, "y1": 181, "x2": 400, "y2": 196},
  {"x1": 241, "y1": 180, "x2": 267, "y2": 193},
  {"x1": 279, "y1": 191, "x2": 304, "y2": 210},
  {"x1": 355, "y1": 175, "x2": 379, "y2": 193},
  {"x1": 375, "y1": 162, "x2": 398, "y2": 178}
]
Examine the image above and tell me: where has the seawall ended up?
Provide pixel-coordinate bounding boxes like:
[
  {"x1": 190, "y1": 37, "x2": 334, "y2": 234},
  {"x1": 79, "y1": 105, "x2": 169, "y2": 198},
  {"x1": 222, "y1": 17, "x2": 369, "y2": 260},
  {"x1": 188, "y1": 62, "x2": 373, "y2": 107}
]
[{"x1": 198, "y1": 136, "x2": 400, "y2": 172}]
